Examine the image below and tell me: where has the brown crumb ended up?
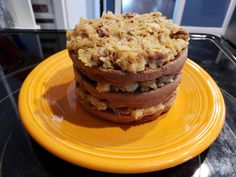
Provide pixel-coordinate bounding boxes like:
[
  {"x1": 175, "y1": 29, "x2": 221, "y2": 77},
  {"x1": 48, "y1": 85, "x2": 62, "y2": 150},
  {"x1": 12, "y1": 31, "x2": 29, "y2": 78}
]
[{"x1": 96, "y1": 28, "x2": 109, "y2": 37}]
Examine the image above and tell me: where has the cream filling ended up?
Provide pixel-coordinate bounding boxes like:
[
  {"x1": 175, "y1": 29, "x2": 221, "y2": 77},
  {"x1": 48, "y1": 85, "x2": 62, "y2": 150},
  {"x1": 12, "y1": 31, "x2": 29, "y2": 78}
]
[
  {"x1": 76, "y1": 87, "x2": 107, "y2": 110},
  {"x1": 76, "y1": 87, "x2": 165, "y2": 120},
  {"x1": 96, "y1": 74, "x2": 176, "y2": 92}
]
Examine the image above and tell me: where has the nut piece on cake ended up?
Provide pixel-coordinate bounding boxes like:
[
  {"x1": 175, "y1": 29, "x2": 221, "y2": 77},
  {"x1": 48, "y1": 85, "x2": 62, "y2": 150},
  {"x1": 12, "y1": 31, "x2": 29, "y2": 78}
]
[{"x1": 66, "y1": 12, "x2": 189, "y2": 124}]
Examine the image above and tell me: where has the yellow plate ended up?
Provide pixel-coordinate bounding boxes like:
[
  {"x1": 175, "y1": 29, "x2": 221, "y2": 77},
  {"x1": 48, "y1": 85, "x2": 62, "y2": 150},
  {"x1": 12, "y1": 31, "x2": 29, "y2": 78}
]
[{"x1": 18, "y1": 50, "x2": 225, "y2": 173}]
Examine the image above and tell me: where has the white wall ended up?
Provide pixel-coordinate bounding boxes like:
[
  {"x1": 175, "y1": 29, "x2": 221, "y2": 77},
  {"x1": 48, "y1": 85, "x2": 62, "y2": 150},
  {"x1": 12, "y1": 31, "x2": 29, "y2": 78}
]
[{"x1": 64, "y1": 0, "x2": 87, "y2": 29}]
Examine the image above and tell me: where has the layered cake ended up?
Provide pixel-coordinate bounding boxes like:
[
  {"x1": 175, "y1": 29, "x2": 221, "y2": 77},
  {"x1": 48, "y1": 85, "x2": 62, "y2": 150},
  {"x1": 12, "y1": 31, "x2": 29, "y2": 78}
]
[{"x1": 66, "y1": 12, "x2": 189, "y2": 124}]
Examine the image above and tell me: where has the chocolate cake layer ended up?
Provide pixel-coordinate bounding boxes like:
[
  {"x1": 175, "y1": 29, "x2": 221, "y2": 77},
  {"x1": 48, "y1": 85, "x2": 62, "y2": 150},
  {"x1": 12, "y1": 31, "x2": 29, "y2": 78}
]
[
  {"x1": 78, "y1": 92, "x2": 176, "y2": 124},
  {"x1": 76, "y1": 72, "x2": 181, "y2": 109},
  {"x1": 69, "y1": 48, "x2": 187, "y2": 84}
]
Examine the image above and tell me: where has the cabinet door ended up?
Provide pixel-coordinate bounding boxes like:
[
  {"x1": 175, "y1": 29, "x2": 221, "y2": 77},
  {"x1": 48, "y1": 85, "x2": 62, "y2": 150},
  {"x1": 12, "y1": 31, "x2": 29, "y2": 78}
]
[
  {"x1": 181, "y1": 0, "x2": 231, "y2": 27},
  {"x1": 121, "y1": 0, "x2": 176, "y2": 19}
]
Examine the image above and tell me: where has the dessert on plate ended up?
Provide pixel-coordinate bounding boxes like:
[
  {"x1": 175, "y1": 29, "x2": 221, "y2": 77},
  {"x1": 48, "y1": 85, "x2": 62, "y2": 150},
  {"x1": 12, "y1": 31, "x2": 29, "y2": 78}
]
[{"x1": 66, "y1": 12, "x2": 189, "y2": 124}]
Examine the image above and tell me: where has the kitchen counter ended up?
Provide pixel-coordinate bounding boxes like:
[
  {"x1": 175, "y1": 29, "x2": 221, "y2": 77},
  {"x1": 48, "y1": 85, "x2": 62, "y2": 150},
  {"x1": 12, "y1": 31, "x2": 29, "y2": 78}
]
[{"x1": 0, "y1": 30, "x2": 235, "y2": 177}]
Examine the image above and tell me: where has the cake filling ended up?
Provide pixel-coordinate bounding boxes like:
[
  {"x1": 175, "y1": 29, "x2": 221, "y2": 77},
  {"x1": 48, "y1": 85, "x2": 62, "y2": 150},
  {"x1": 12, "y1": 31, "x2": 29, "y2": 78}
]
[
  {"x1": 96, "y1": 74, "x2": 176, "y2": 92},
  {"x1": 75, "y1": 68, "x2": 178, "y2": 92},
  {"x1": 76, "y1": 87, "x2": 165, "y2": 120}
]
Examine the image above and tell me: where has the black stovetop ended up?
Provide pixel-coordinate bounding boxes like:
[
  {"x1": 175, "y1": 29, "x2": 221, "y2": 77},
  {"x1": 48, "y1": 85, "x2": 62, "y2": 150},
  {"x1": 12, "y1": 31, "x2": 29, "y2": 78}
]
[{"x1": 0, "y1": 30, "x2": 236, "y2": 177}]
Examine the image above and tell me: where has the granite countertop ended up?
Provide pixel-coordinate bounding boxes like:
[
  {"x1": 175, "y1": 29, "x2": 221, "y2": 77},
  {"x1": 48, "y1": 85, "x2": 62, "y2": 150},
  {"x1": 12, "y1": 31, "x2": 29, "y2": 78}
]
[{"x1": 0, "y1": 30, "x2": 235, "y2": 177}]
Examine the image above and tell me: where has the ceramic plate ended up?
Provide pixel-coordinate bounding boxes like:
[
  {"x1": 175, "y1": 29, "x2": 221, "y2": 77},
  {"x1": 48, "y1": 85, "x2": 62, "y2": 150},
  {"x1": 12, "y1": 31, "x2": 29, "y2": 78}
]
[{"x1": 18, "y1": 50, "x2": 225, "y2": 173}]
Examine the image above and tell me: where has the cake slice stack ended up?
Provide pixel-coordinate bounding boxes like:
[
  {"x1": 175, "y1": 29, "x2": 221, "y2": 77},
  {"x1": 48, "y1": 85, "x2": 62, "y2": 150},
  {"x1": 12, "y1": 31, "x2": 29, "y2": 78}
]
[{"x1": 67, "y1": 12, "x2": 189, "y2": 124}]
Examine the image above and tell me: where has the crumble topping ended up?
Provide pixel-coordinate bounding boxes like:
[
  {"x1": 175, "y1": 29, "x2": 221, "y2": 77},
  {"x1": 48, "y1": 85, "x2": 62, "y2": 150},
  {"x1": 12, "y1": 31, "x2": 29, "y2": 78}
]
[{"x1": 67, "y1": 12, "x2": 189, "y2": 73}]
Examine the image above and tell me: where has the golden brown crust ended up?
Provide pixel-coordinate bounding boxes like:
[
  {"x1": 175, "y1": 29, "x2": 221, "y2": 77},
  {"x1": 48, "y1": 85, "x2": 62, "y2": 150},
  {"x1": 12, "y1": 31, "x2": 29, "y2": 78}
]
[{"x1": 69, "y1": 48, "x2": 187, "y2": 84}]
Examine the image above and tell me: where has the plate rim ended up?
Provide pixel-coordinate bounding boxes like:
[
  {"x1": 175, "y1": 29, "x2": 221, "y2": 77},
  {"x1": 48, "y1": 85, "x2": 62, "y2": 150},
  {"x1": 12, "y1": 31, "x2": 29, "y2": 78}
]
[{"x1": 18, "y1": 50, "x2": 225, "y2": 173}]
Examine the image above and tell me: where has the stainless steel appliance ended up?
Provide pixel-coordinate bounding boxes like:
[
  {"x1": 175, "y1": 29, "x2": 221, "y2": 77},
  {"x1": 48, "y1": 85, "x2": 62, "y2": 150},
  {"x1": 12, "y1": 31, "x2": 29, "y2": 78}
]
[{"x1": 224, "y1": 6, "x2": 236, "y2": 46}]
